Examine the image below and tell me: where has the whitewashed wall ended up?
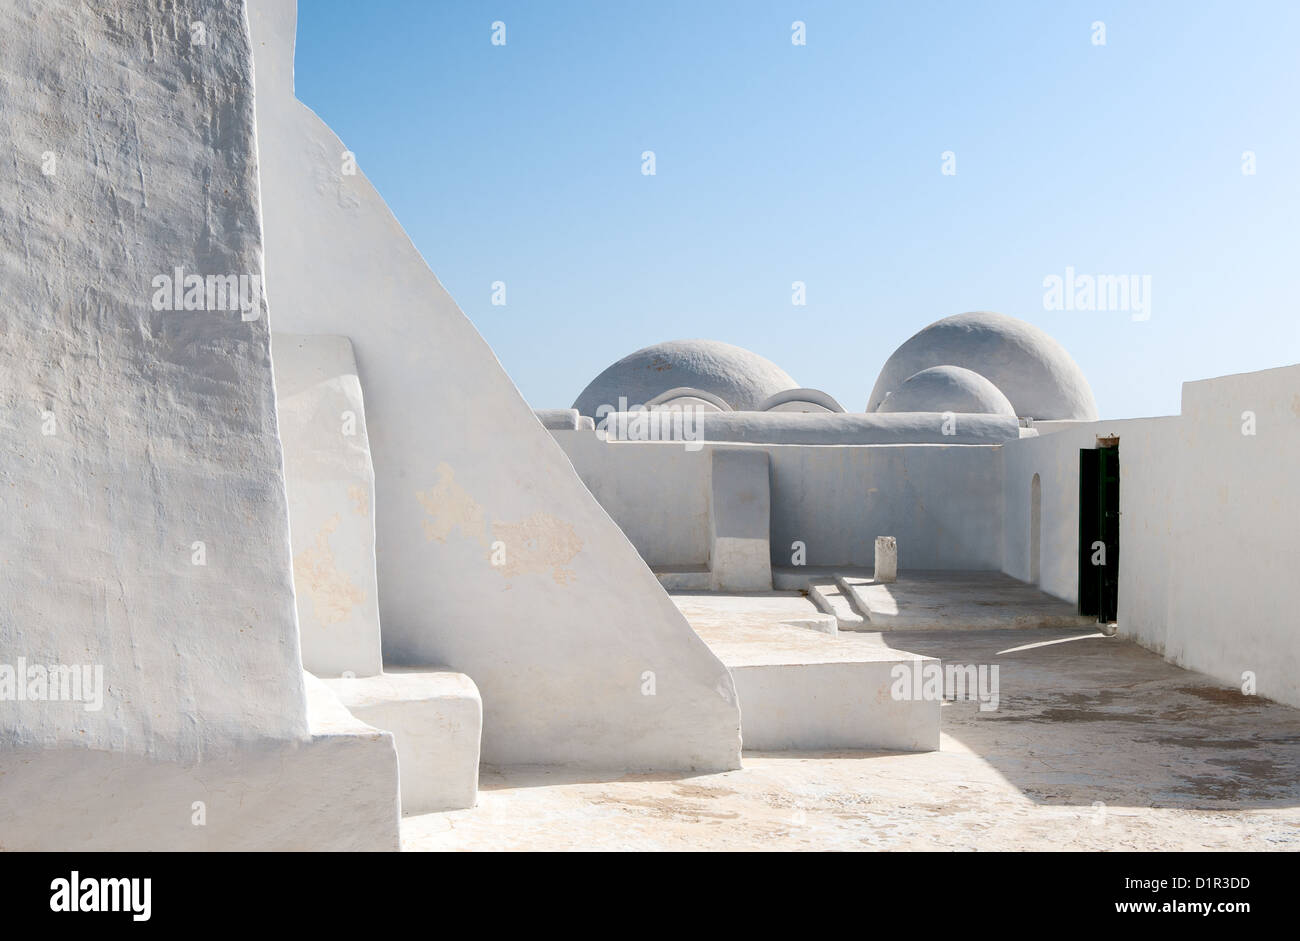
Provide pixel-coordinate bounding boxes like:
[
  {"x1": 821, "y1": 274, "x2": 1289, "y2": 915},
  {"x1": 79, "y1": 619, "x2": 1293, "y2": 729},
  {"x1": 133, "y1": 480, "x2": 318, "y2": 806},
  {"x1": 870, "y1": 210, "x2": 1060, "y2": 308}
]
[
  {"x1": 274, "y1": 335, "x2": 384, "y2": 678},
  {"x1": 767, "y1": 444, "x2": 1003, "y2": 569},
  {"x1": 555, "y1": 436, "x2": 1005, "y2": 570},
  {"x1": 1001, "y1": 416, "x2": 1178, "y2": 607},
  {"x1": 248, "y1": 0, "x2": 740, "y2": 771},
  {"x1": 1163, "y1": 367, "x2": 1300, "y2": 706},
  {"x1": 1002, "y1": 366, "x2": 1300, "y2": 708},
  {"x1": 0, "y1": 0, "x2": 398, "y2": 850},
  {"x1": 555, "y1": 435, "x2": 712, "y2": 567},
  {"x1": 564, "y1": 364, "x2": 1300, "y2": 712}
]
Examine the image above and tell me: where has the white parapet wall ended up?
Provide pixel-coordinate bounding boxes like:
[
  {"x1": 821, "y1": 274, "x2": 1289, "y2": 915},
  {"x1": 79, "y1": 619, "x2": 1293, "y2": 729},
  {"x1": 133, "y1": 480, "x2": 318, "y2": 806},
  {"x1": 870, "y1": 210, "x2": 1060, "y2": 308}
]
[
  {"x1": 1001, "y1": 364, "x2": 1300, "y2": 708},
  {"x1": 248, "y1": 0, "x2": 740, "y2": 771},
  {"x1": 766, "y1": 443, "x2": 1003, "y2": 569},
  {"x1": 553, "y1": 433, "x2": 1005, "y2": 571},
  {"x1": 0, "y1": 0, "x2": 398, "y2": 849},
  {"x1": 552, "y1": 435, "x2": 714, "y2": 569}
]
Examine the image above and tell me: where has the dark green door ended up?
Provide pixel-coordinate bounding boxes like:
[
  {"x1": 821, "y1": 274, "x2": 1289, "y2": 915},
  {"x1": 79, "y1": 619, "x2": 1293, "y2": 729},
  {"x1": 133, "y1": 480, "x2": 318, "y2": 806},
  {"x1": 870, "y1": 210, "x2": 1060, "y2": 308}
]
[
  {"x1": 1096, "y1": 446, "x2": 1120, "y2": 621},
  {"x1": 1078, "y1": 446, "x2": 1120, "y2": 621}
]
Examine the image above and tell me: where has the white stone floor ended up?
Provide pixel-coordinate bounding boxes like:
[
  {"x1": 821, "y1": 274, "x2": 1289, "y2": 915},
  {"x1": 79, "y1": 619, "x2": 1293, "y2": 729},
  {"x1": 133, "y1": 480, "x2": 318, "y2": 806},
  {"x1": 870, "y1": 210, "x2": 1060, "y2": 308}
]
[{"x1": 403, "y1": 611, "x2": 1300, "y2": 851}]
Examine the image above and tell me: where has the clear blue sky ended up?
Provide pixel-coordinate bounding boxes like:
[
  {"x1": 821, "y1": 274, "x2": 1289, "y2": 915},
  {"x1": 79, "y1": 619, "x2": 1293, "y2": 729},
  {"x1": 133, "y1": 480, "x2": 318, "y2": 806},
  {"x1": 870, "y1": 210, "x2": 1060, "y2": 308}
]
[{"x1": 294, "y1": 1, "x2": 1300, "y2": 419}]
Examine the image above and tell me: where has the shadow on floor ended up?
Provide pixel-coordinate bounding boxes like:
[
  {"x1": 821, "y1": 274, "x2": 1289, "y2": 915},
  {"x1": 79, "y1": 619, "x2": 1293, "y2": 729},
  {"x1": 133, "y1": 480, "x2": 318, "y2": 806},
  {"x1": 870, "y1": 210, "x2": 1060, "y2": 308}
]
[{"x1": 878, "y1": 628, "x2": 1300, "y2": 811}]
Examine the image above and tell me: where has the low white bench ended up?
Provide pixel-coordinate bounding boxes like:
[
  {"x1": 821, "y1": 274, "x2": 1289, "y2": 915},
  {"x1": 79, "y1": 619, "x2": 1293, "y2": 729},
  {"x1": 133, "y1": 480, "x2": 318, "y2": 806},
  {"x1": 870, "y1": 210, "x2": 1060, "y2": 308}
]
[{"x1": 321, "y1": 668, "x2": 482, "y2": 815}]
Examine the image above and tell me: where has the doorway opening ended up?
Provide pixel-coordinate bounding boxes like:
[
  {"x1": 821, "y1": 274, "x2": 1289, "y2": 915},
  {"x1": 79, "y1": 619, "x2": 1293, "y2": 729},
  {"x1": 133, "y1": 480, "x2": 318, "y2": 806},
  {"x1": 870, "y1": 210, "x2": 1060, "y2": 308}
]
[
  {"x1": 1078, "y1": 439, "x2": 1119, "y2": 623},
  {"x1": 1030, "y1": 473, "x2": 1041, "y2": 585}
]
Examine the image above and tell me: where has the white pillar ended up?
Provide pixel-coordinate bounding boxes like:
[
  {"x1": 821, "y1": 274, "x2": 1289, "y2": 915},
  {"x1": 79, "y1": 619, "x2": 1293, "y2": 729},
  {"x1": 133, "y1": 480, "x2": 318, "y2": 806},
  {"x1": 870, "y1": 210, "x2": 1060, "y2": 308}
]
[
  {"x1": 875, "y1": 536, "x2": 898, "y2": 582},
  {"x1": 709, "y1": 448, "x2": 773, "y2": 591}
]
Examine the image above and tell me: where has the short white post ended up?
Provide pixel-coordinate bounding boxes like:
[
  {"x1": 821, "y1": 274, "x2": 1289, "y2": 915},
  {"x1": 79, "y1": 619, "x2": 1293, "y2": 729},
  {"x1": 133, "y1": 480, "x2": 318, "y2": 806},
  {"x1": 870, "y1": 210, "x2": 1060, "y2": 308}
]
[{"x1": 875, "y1": 536, "x2": 897, "y2": 583}]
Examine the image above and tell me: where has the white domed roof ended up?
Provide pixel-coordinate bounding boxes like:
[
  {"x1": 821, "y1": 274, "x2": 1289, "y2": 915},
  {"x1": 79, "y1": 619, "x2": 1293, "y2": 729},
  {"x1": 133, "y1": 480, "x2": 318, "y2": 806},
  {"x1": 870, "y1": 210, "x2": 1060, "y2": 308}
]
[
  {"x1": 574, "y1": 340, "x2": 797, "y2": 416},
  {"x1": 875, "y1": 365, "x2": 1015, "y2": 415},
  {"x1": 867, "y1": 312, "x2": 1097, "y2": 420}
]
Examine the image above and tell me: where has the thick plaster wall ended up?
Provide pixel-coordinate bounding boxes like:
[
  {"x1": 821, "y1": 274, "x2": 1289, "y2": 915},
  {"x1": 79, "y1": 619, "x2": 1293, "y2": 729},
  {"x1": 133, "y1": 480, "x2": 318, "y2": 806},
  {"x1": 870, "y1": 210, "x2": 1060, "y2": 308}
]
[
  {"x1": 0, "y1": 0, "x2": 302, "y2": 758},
  {"x1": 1163, "y1": 367, "x2": 1300, "y2": 706},
  {"x1": 0, "y1": 0, "x2": 398, "y2": 849}
]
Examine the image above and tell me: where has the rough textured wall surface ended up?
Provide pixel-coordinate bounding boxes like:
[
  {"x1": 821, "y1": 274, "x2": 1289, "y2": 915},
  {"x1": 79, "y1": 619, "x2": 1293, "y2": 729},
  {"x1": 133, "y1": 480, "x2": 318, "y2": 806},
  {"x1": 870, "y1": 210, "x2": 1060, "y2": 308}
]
[
  {"x1": 248, "y1": 0, "x2": 740, "y2": 770},
  {"x1": 0, "y1": 0, "x2": 400, "y2": 850},
  {"x1": 0, "y1": 0, "x2": 304, "y2": 755}
]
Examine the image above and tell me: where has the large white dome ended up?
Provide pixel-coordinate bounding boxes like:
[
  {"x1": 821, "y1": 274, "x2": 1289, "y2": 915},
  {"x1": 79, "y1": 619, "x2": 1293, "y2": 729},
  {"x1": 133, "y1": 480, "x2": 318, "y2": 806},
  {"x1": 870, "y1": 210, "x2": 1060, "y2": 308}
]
[
  {"x1": 867, "y1": 312, "x2": 1097, "y2": 420},
  {"x1": 573, "y1": 340, "x2": 797, "y2": 416}
]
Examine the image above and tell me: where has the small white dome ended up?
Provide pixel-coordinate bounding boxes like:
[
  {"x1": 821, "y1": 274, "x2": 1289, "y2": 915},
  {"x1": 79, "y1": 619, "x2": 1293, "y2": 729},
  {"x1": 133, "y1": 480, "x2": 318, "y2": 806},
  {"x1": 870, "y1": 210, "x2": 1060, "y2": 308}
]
[{"x1": 875, "y1": 365, "x2": 1015, "y2": 415}]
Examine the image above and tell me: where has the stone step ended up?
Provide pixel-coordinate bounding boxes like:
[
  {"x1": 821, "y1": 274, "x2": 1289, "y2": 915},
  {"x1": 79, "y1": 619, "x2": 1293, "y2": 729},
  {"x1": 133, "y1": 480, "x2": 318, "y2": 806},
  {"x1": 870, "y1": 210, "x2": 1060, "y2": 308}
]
[
  {"x1": 654, "y1": 566, "x2": 712, "y2": 590},
  {"x1": 807, "y1": 578, "x2": 871, "y2": 631},
  {"x1": 840, "y1": 570, "x2": 1098, "y2": 630},
  {"x1": 670, "y1": 594, "x2": 938, "y2": 753},
  {"x1": 836, "y1": 574, "x2": 881, "y2": 626}
]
